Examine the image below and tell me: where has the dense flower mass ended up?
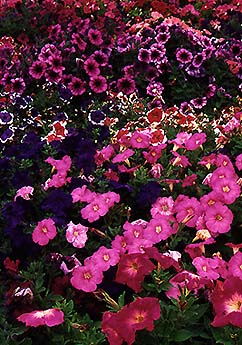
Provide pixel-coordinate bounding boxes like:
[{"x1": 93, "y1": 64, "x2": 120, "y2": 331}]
[{"x1": 0, "y1": 1, "x2": 241, "y2": 344}]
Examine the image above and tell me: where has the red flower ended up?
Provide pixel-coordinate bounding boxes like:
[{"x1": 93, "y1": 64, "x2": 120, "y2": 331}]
[
  {"x1": 115, "y1": 253, "x2": 155, "y2": 292},
  {"x1": 101, "y1": 297, "x2": 160, "y2": 345}
]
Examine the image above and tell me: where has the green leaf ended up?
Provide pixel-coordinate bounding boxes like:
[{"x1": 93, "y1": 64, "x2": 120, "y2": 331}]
[{"x1": 173, "y1": 329, "x2": 194, "y2": 341}]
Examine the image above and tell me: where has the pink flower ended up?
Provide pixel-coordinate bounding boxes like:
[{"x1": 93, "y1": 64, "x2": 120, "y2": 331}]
[
  {"x1": 142, "y1": 144, "x2": 165, "y2": 164},
  {"x1": 151, "y1": 196, "x2": 174, "y2": 217},
  {"x1": 66, "y1": 222, "x2": 88, "y2": 248},
  {"x1": 182, "y1": 174, "x2": 197, "y2": 187},
  {"x1": 185, "y1": 132, "x2": 206, "y2": 150},
  {"x1": 71, "y1": 185, "x2": 96, "y2": 203},
  {"x1": 205, "y1": 204, "x2": 233, "y2": 234},
  {"x1": 87, "y1": 246, "x2": 120, "y2": 271},
  {"x1": 14, "y1": 186, "x2": 34, "y2": 201},
  {"x1": 228, "y1": 251, "x2": 242, "y2": 279},
  {"x1": 68, "y1": 77, "x2": 86, "y2": 96},
  {"x1": 17, "y1": 308, "x2": 64, "y2": 327},
  {"x1": 166, "y1": 270, "x2": 211, "y2": 299},
  {"x1": 174, "y1": 196, "x2": 202, "y2": 227},
  {"x1": 211, "y1": 278, "x2": 242, "y2": 327},
  {"x1": 192, "y1": 256, "x2": 220, "y2": 280},
  {"x1": 45, "y1": 155, "x2": 72, "y2": 174},
  {"x1": 144, "y1": 216, "x2": 178, "y2": 243},
  {"x1": 112, "y1": 149, "x2": 134, "y2": 163},
  {"x1": 71, "y1": 264, "x2": 103, "y2": 292},
  {"x1": 88, "y1": 28, "x2": 103, "y2": 46},
  {"x1": 235, "y1": 154, "x2": 242, "y2": 170},
  {"x1": 81, "y1": 196, "x2": 109, "y2": 222},
  {"x1": 130, "y1": 131, "x2": 150, "y2": 149},
  {"x1": 102, "y1": 191, "x2": 120, "y2": 207},
  {"x1": 171, "y1": 151, "x2": 192, "y2": 168},
  {"x1": 212, "y1": 178, "x2": 241, "y2": 204},
  {"x1": 84, "y1": 57, "x2": 100, "y2": 76},
  {"x1": 111, "y1": 235, "x2": 128, "y2": 255},
  {"x1": 32, "y1": 218, "x2": 57, "y2": 246}
]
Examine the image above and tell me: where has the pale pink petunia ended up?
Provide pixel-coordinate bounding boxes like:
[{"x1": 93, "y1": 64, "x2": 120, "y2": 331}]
[
  {"x1": 151, "y1": 196, "x2": 174, "y2": 217},
  {"x1": 14, "y1": 186, "x2": 34, "y2": 201},
  {"x1": 17, "y1": 308, "x2": 64, "y2": 327},
  {"x1": 32, "y1": 218, "x2": 57, "y2": 246},
  {"x1": 66, "y1": 222, "x2": 88, "y2": 248}
]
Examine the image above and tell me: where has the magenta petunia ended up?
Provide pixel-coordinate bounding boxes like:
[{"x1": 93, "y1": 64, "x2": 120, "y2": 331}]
[
  {"x1": 205, "y1": 204, "x2": 233, "y2": 234},
  {"x1": 228, "y1": 251, "x2": 242, "y2": 280},
  {"x1": 32, "y1": 218, "x2": 57, "y2": 246},
  {"x1": 70, "y1": 264, "x2": 103, "y2": 292},
  {"x1": 17, "y1": 308, "x2": 64, "y2": 327}
]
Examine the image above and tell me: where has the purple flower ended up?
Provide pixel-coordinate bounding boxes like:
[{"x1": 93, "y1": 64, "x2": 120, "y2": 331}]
[
  {"x1": 176, "y1": 48, "x2": 193, "y2": 64},
  {"x1": 84, "y1": 58, "x2": 100, "y2": 77},
  {"x1": 117, "y1": 77, "x2": 136, "y2": 95},
  {"x1": 0, "y1": 111, "x2": 13, "y2": 125},
  {"x1": 89, "y1": 75, "x2": 107, "y2": 93}
]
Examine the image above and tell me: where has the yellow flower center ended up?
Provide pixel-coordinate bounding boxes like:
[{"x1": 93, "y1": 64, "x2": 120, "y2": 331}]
[
  {"x1": 73, "y1": 230, "x2": 79, "y2": 237},
  {"x1": 135, "y1": 314, "x2": 144, "y2": 323},
  {"x1": 216, "y1": 214, "x2": 223, "y2": 221},
  {"x1": 84, "y1": 272, "x2": 92, "y2": 280},
  {"x1": 103, "y1": 254, "x2": 110, "y2": 261},
  {"x1": 155, "y1": 225, "x2": 162, "y2": 233},
  {"x1": 222, "y1": 186, "x2": 230, "y2": 193},
  {"x1": 93, "y1": 205, "x2": 99, "y2": 211},
  {"x1": 42, "y1": 226, "x2": 48, "y2": 233}
]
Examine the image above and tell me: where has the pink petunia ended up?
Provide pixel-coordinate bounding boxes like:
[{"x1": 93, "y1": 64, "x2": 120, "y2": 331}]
[
  {"x1": 130, "y1": 131, "x2": 150, "y2": 149},
  {"x1": 32, "y1": 218, "x2": 57, "y2": 246},
  {"x1": 70, "y1": 263, "x2": 103, "y2": 292},
  {"x1": 212, "y1": 178, "x2": 241, "y2": 204},
  {"x1": 71, "y1": 185, "x2": 97, "y2": 203},
  {"x1": 211, "y1": 277, "x2": 242, "y2": 327},
  {"x1": 17, "y1": 308, "x2": 64, "y2": 327},
  {"x1": 205, "y1": 204, "x2": 233, "y2": 234},
  {"x1": 235, "y1": 154, "x2": 242, "y2": 171},
  {"x1": 185, "y1": 132, "x2": 206, "y2": 150},
  {"x1": 228, "y1": 251, "x2": 242, "y2": 280},
  {"x1": 65, "y1": 222, "x2": 88, "y2": 248},
  {"x1": 151, "y1": 196, "x2": 174, "y2": 217},
  {"x1": 81, "y1": 195, "x2": 109, "y2": 222},
  {"x1": 112, "y1": 148, "x2": 134, "y2": 163},
  {"x1": 192, "y1": 256, "x2": 220, "y2": 280},
  {"x1": 86, "y1": 246, "x2": 120, "y2": 271},
  {"x1": 14, "y1": 186, "x2": 34, "y2": 201}
]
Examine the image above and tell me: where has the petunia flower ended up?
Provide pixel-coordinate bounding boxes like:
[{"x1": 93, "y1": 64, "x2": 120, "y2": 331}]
[
  {"x1": 211, "y1": 277, "x2": 242, "y2": 327},
  {"x1": 116, "y1": 253, "x2": 155, "y2": 292},
  {"x1": 32, "y1": 218, "x2": 57, "y2": 246},
  {"x1": 205, "y1": 204, "x2": 233, "y2": 234},
  {"x1": 70, "y1": 263, "x2": 103, "y2": 292},
  {"x1": 65, "y1": 222, "x2": 88, "y2": 248},
  {"x1": 17, "y1": 308, "x2": 64, "y2": 327},
  {"x1": 228, "y1": 251, "x2": 242, "y2": 280},
  {"x1": 14, "y1": 186, "x2": 34, "y2": 202}
]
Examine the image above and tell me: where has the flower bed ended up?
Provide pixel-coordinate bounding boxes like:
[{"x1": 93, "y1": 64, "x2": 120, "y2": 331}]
[{"x1": 0, "y1": 1, "x2": 241, "y2": 344}]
